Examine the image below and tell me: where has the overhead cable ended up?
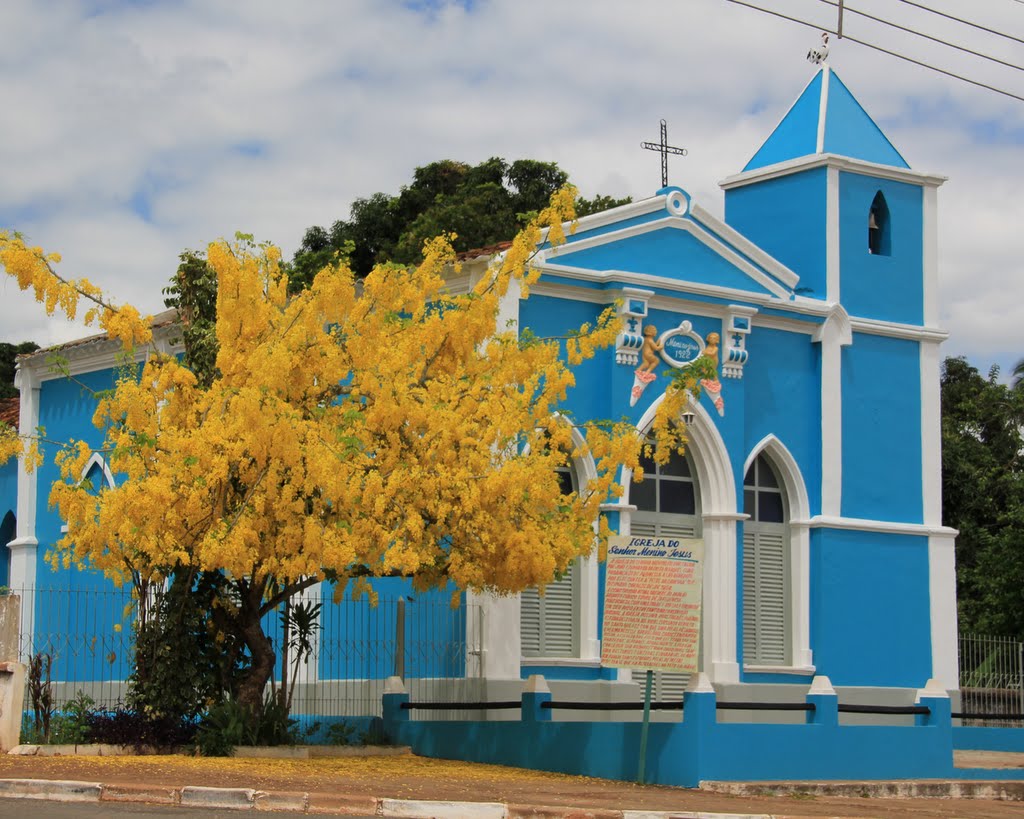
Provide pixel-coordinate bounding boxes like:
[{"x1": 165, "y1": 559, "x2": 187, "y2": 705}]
[
  {"x1": 722, "y1": 0, "x2": 1024, "y2": 103},
  {"x1": 817, "y1": 0, "x2": 1023, "y2": 73},
  {"x1": 895, "y1": 0, "x2": 1024, "y2": 47}
]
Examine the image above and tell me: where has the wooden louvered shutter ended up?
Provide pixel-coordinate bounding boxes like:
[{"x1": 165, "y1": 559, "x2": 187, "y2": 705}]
[
  {"x1": 742, "y1": 528, "x2": 787, "y2": 665},
  {"x1": 521, "y1": 560, "x2": 577, "y2": 657},
  {"x1": 629, "y1": 518, "x2": 698, "y2": 696}
]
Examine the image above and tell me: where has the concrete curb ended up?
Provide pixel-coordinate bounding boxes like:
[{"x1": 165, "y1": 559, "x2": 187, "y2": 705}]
[
  {"x1": 701, "y1": 779, "x2": 1024, "y2": 801},
  {"x1": 380, "y1": 798, "x2": 507, "y2": 817},
  {"x1": 0, "y1": 778, "x2": 777, "y2": 818},
  {"x1": 180, "y1": 785, "x2": 257, "y2": 809},
  {"x1": 0, "y1": 777, "x2": 103, "y2": 801},
  {"x1": 2, "y1": 776, "x2": 1024, "y2": 816}
]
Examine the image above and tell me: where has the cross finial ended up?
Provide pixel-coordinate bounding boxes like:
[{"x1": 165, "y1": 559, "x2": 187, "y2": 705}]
[{"x1": 641, "y1": 119, "x2": 687, "y2": 189}]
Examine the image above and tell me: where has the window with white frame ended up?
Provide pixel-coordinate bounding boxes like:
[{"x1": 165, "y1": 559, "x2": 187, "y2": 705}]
[
  {"x1": 629, "y1": 444, "x2": 701, "y2": 699},
  {"x1": 742, "y1": 454, "x2": 789, "y2": 666},
  {"x1": 0, "y1": 510, "x2": 14, "y2": 588},
  {"x1": 520, "y1": 459, "x2": 579, "y2": 658}
]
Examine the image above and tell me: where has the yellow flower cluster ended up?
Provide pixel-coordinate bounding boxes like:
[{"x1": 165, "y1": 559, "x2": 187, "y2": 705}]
[
  {"x1": 17, "y1": 188, "x2": 691, "y2": 600},
  {"x1": 0, "y1": 232, "x2": 152, "y2": 347}
]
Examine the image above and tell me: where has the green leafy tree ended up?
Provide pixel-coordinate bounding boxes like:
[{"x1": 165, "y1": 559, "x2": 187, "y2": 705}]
[
  {"x1": 290, "y1": 158, "x2": 631, "y2": 284},
  {"x1": 163, "y1": 251, "x2": 218, "y2": 387},
  {"x1": 0, "y1": 341, "x2": 40, "y2": 399},
  {"x1": 941, "y1": 356, "x2": 1024, "y2": 639}
]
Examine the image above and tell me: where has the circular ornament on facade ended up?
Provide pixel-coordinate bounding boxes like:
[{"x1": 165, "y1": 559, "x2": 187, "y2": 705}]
[
  {"x1": 658, "y1": 320, "x2": 705, "y2": 368},
  {"x1": 666, "y1": 190, "x2": 689, "y2": 216}
]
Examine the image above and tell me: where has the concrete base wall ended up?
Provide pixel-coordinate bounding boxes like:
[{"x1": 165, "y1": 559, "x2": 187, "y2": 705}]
[{"x1": 0, "y1": 660, "x2": 26, "y2": 752}]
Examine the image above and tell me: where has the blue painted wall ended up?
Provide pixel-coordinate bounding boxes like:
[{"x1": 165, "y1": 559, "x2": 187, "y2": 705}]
[
  {"x1": 35, "y1": 368, "x2": 123, "y2": 588},
  {"x1": 724, "y1": 168, "x2": 827, "y2": 298},
  {"x1": 841, "y1": 333, "x2": 922, "y2": 522},
  {"x1": 552, "y1": 229, "x2": 776, "y2": 296},
  {"x1": 741, "y1": 327, "x2": 821, "y2": 514},
  {"x1": 31, "y1": 368, "x2": 135, "y2": 683},
  {"x1": 811, "y1": 529, "x2": 931, "y2": 686},
  {"x1": 384, "y1": 687, "x2": 981, "y2": 785},
  {"x1": 839, "y1": 172, "x2": 923, "y2": 324}
]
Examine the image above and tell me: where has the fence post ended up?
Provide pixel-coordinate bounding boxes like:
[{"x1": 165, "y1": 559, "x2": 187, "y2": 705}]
[
  {"x1": 805, "y1": 675, "x2": 838, "y2": 726},
  {"x1": 0, "y1": 596, "x2": 26, "y2": 753},
  {"x1": 394, "y1": 598, "x2": 406, "y2": 681},
  {"x1": 521, "y1": 674, "x2": 552, "y2": 722},
  {"x1": 383, "y1": 675, "x2": 409, "y2": 725}
]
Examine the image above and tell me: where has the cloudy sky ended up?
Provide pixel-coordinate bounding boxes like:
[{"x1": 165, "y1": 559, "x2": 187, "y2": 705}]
[{"x1": 1, "y1": 0, "x2": 1021, "y2": 377}]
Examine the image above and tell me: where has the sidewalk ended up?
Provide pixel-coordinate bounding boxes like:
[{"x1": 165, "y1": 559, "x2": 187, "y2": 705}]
[{"x1": 1, "y1": 746, "x2": 1023, "y2": 818}]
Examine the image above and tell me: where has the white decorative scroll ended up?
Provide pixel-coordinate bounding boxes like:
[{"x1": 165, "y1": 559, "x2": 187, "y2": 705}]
[
  {"x1": 722, "y1": 305, "x2": 757, "y2": 379},
  {"x1": 615, "y1": 288, "x2": 654, "y2": 366}
]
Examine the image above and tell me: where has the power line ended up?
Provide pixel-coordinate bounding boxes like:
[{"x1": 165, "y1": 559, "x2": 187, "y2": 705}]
[
  {"x1": 817, "y1": 0, "x2": 1024, "y2": 73},
  {"x1": 894, "y1": 0, "x2": 1024, "y2": 47},
  {"x1": 722, "y1": 0, "x2": 1024, "y2": 103}
]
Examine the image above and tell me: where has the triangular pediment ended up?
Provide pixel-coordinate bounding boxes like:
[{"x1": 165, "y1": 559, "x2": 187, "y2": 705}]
[{"x1": 539, "y1": 190, "x2": 798, "y2": 301}]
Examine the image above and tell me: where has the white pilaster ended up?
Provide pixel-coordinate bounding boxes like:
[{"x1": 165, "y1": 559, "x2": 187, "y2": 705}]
[
  {"x1": 703, "y1": 515, "x2": 741, "y2": 683},
  {"x1": 922, "y1": 186, "x2": 939, "y2": 327},
  {"x1": 577, "y1": 550, "x2": 601, "y2": 660},
  {"x1": 466, "y1": 590, "x2": 521, "y2": 679},
  {"x1": 9, "y1": 366, "x2": 40, "y2": 649},
  {"x1": 495, "y1": 274, "x2": 521, "y2": 336},
  {"x1": 826, "y1": 166, "x2": 840, "y2": 303},
  {"x1": 813, "y1": 310, "x2": 851, "y2": 518},
  {"x1": 928, "y1": 532, "x2": 959, "y2": 691},
  {"x1": 920, "y1": 340, "x2": 943, "y2": 527}
]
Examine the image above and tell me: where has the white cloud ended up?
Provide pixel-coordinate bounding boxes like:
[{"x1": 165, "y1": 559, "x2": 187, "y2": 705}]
[{"x1": 0, "y1": 0, "x2": 1021, "y2": 372}]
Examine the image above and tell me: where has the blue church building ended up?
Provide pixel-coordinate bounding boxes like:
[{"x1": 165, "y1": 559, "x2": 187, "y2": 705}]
[{"x1": 2, "y1": 63, "x2": 959, "y2": 734}]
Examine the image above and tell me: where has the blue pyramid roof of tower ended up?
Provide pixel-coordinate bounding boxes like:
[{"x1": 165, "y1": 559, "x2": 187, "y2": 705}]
[{"x1": 743, "y1": 66, "x2": 909, "y2": 171}]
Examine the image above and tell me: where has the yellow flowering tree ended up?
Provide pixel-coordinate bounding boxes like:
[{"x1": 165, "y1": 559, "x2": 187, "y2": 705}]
[{"x1": 0, "y1": 190, "x2": 695, "y2": 711}]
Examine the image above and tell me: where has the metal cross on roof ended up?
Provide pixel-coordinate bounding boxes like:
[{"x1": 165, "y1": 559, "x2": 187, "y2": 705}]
[{"x1": 641, "y1": 119, "x2": 687, "y2": 189}]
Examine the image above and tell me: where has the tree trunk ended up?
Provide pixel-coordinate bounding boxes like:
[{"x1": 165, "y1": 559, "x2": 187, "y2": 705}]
[{"x1": 234, "y1": 585, "x2": 277, "y2": 713}]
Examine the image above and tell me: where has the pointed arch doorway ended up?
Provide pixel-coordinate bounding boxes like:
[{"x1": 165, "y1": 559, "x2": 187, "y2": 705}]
[{"x1": 620, "y1": 395, "x2": 740, "y2": 690}]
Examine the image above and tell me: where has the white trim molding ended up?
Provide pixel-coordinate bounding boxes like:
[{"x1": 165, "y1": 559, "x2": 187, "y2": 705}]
[
  {"x1": 922, "y1": 186, "x2": 940, "y2": 327},
  {"x1": 815, "y1": 67, "x2": 830, "y2": 154},
  {"x1": 812, "y1": 305, "x2": 853, "y2": 518},
  {"x1": 928, "y1": 532, "x2": 959, "y2": 691},
  {"x1": 689, "y1": 203, "x2": 800, "y2": 289},
  {"x1": 744, "y1": 435, "x2": 814, "y2": 671},
  {"x1": 797, "y1": 515, "x2": 957, "y2": 537},
  {"x1": 920, "y1": 340, "x2": 943, "y2": 528},
  {"x1": 720, "y1": 153, "x2": 947, "y2": 191},
  {"x1": 80, "y1": 453, "x2": 116, "y2": 490},
  {"x1": 826, "y1": 166, "x2": 840, "y2": 303}
]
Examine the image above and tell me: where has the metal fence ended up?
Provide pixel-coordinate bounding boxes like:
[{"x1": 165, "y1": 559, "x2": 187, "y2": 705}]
[
  {"x1": 7, "y1": 584, "x2": 481, "y2": 730},
  {"x1": 958, "y1": 632, "x2": 1024, "y2": 727}
]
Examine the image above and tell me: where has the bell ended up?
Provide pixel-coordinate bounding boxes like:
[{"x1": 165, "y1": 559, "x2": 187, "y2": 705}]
[{"x1": 868, "y1": 211, "x2": 879, "y2": 230}]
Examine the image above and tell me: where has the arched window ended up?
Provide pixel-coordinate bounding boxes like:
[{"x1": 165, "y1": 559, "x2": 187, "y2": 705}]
[
  {"x1": 521, "y1": 453, "x2": 581, "y2": 658},
  {"x1": 868, "y1": 190, "x2": 891, "y2": 256},
  {"x1": 81, "y1": 453, "x2": 115, "y2": 493},
  {"x1": 0, "y1": 510, "x2": 14, "y2": 589},
  {"x1": 742, "y1": 454, "x2": 789, "y2": 666},
  {"x1": 630, "y1": 444, "x2": 702, "y2": 698}
]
